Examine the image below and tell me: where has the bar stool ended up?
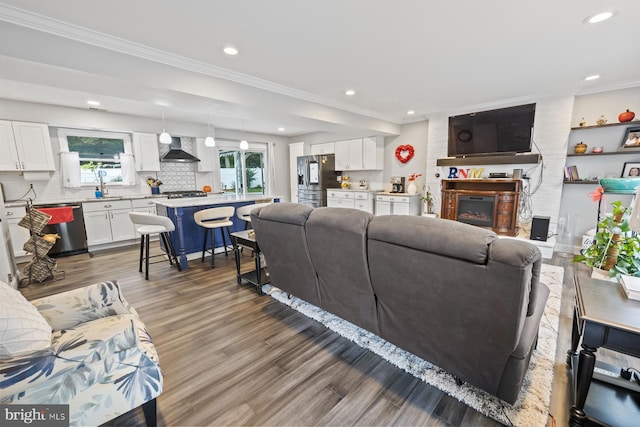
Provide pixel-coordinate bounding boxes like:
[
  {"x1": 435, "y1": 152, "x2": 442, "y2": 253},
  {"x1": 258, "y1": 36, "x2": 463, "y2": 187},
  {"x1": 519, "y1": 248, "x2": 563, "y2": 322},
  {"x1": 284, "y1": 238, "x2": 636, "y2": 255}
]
[
  {"x1": 236, "y1": 202, "x2": 272, "y2": 230},
  {"x1": 194, "y1": 206, "x2": 235, "y2": 268},
  {"x1": 128, "y1": 212, "x2": 182, "y2": 280}
]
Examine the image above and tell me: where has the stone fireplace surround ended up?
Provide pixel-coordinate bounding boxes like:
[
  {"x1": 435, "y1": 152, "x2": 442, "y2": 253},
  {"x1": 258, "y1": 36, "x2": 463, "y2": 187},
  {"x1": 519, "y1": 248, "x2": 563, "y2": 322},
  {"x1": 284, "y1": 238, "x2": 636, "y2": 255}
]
[{"x1": 441, "y1": 179, "x2": 522, "y2": 236}]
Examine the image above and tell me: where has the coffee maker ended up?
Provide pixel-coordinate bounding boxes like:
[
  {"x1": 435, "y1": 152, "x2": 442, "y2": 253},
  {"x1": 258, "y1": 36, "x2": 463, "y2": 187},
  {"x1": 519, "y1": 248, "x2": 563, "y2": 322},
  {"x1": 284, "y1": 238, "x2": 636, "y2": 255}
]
[{"x1": 391, "y1": 176, "x2": 405, "y2": 193}]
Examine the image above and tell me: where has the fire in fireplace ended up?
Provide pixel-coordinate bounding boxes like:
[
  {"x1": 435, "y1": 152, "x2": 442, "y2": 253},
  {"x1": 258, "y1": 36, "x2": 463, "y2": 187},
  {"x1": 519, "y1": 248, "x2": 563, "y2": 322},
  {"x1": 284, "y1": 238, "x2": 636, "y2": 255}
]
[{"x1": 457, "y1": 196, "x2": 494, "y2": 227}]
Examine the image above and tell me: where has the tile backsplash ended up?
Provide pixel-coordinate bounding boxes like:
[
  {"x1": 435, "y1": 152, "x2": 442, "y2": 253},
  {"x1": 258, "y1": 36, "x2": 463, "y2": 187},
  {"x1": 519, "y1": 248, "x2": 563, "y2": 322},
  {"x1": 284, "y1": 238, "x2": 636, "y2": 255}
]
[{"x1": 156, "y1": 137, "x2": 197, "y2": 192}]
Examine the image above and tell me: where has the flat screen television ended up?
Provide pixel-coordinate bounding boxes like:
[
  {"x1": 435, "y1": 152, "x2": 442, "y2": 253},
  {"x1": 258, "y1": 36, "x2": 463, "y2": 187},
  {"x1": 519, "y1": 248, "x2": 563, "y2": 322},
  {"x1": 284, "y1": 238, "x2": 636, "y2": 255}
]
[{"x1": 448, "y1": 103, "x2": 536, "y2": 157}]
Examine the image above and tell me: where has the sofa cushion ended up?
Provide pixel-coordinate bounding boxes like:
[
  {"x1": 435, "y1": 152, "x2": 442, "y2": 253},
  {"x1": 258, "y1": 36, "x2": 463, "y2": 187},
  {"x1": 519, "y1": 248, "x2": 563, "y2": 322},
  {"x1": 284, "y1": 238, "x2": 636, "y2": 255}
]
[
  {"x1": 369, "y1": 215, "x2": 497, "y2": 264},
  {"x1": 0, "y1": 281, "x2": 52, "y2": 360}
]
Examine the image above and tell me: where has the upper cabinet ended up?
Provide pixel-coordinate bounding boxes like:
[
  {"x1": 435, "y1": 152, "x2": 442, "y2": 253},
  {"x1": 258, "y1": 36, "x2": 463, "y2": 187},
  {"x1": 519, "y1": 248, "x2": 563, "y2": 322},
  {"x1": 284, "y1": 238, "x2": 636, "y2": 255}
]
[
  {"x1": 132, "y1": 132, "x2": 160, "y2": 171},
  {"x1": 334, "y1": 136, "x2": 384, "y2": 171},
  {"x1": 0, "y1": 121, "x2": 55, "y2": 171},
  {"x1": 310, "y1": 142, "x2": 335, "y2": 155},
  {"x1": 193, "y1": 138, "x2": 216, "y2": 172}
]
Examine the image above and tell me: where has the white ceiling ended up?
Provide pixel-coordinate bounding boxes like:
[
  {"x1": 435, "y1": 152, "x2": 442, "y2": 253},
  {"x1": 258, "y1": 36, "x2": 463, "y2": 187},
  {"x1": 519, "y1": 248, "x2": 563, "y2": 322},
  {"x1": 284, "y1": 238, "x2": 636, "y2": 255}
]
[{"x1": 0, "y1": 0, "x2": 638, "y2": 137}]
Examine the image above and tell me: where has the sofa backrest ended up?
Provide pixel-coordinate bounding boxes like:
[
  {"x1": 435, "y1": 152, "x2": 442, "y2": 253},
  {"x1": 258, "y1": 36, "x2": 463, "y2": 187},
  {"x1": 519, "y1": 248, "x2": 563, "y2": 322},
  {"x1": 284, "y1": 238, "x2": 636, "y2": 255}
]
[
  {"x1": 251, "y1": 203, "x2": 322, "y2": 306},
  {"x1": 366, "y1": 215, "x2": 541, "y2": 396},
  {"x1": 305, "y1": 207, "x2": 378, "y2": 333}
]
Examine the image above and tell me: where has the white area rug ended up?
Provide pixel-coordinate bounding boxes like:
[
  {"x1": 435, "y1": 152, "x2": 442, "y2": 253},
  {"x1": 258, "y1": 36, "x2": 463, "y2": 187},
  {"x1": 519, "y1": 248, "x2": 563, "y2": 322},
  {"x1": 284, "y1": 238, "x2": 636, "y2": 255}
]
[{"x1": 267, "y1": 264, "x2": 563, "y2": 427}]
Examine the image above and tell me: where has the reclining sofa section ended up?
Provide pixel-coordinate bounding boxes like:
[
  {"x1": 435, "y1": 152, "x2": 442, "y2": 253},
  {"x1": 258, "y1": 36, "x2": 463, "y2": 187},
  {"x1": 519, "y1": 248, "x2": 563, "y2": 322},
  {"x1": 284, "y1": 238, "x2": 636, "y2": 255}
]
[{"x1": 251, "y1": 203, "x2": 549, "y2": 404}]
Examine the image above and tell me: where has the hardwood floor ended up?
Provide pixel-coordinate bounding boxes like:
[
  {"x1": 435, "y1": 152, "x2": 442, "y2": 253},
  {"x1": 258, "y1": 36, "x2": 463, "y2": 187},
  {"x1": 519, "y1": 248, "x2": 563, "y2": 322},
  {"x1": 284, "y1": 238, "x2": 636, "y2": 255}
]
[{"x1": 17, "y1": 245, "x2": 638, "y2": 426}]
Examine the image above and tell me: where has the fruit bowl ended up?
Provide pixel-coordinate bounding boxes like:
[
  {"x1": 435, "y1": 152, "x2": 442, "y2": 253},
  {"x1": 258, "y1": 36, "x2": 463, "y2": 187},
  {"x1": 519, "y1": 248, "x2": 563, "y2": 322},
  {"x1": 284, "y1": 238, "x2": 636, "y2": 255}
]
[{"x1": 599, "y1": 177, "x2": 640, "y2": 193}]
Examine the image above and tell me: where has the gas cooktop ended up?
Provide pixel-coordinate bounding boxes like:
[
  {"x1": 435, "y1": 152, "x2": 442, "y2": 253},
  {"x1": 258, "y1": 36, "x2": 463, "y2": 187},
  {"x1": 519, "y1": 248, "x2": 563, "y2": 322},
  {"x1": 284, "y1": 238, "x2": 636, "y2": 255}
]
[{"x1": 163, "y1": 190, "x2": 208, "y2": 199}]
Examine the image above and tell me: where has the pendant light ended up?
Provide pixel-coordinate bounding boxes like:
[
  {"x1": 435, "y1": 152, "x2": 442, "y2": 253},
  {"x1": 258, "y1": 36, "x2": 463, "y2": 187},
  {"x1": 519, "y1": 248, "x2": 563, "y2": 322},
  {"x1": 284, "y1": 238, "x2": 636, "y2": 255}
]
[
  {"x1": 240, "y1": 119, "x2": 248, "y2": 150},
  {"x1": 159, "y1": 111, "x2": 171, "y2": 144},
  {"x1": 204, "y1": 112, "x2": 215, "y2": 147}
]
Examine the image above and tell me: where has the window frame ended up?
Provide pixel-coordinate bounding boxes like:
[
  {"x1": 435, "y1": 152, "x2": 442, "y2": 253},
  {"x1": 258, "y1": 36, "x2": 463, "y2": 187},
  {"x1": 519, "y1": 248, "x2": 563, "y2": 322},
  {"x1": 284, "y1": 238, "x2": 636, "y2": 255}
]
[
  {"x1": 57, "y1": 128, "x2": 133, "y2": 187},
  {"x1": 216, "y1": 139, "x2": 268, "y2": 196}
]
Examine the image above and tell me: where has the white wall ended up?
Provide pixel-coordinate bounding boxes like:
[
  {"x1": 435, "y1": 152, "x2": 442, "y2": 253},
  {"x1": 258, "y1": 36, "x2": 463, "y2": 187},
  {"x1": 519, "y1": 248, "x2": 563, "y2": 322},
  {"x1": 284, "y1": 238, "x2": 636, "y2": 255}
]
[
  {"x1": 424, "y1": 96, "x2": 575, "y2": 237},
  {"x1": 292, "y1": 120, "x2": 429, "y2": 192},
  {"x1": 0, "y1": 99, "x2": 290, "y2": 202}
]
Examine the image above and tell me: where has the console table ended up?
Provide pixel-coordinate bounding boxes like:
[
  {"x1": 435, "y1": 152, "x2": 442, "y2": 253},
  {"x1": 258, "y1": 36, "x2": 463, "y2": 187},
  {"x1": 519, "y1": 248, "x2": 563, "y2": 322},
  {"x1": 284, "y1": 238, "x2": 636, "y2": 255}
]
[
  {"x1": 567, "y1": 276, "x2": 640, "y2": 427},
  {"x1": 440, "y1": 179, "x2": 521, "y2": 236}
]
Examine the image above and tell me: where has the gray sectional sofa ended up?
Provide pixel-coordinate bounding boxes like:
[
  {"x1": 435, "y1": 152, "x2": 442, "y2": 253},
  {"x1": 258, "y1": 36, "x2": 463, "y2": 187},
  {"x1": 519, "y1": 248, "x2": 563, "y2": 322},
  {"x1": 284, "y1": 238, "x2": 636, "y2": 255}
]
[{"x1": 251, "y1": 203, "x2": 549, "y2": 404}]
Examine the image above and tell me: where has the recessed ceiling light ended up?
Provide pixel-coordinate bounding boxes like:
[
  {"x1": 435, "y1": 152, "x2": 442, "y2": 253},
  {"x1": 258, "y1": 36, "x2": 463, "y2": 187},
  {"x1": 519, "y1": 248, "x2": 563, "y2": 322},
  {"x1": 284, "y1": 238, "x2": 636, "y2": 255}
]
[
  {"x1": 345, "y1": 89, "x2": 355, "y2": 96},
  {"x1": 87, "y1": 100, "x2": 100, "y2": 106},
  {"x1": 585, "y1": 11, "x2": 614, "y2": 24},
  {"x1": 585, "y1": 75, "x2": 600, "y2": 81},
  {"x1": 407, "y1": 110, "x2": 415, "y2": 115},
  {"x1": 278, "y1": 127, "x2": 285, "y2": 132},
  {"x1": 223, "y1": 46, "x2": 239, "y2": 55}
]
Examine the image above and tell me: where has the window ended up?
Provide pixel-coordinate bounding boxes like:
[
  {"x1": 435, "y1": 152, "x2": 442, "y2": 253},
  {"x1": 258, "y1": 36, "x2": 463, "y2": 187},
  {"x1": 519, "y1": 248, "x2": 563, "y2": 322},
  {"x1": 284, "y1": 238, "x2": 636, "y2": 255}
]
[
  {"x1": 218, "y1": 141, "x2": 267, "y2": 195},
  {"x1": 58, "y1": 129, "x2": 132, "y2": 185}
]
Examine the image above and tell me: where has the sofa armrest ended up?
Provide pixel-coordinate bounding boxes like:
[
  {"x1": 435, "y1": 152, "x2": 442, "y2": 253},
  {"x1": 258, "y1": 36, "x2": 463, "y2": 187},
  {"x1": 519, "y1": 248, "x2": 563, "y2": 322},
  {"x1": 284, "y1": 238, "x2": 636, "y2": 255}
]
[
  {"x1": 31, "y1": 280, "x2": 136, "y2": 331},
  {"x1": 489, "y1": 239, "x2": 542, "y2": 316}
]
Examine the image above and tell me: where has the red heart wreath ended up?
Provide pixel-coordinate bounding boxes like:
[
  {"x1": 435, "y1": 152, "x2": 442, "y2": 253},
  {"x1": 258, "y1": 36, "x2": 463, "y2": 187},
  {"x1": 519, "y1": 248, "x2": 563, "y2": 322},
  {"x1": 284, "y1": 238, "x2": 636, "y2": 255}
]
[{"x1": 395, "y1": 144, "x2": 415, "y2": 163}]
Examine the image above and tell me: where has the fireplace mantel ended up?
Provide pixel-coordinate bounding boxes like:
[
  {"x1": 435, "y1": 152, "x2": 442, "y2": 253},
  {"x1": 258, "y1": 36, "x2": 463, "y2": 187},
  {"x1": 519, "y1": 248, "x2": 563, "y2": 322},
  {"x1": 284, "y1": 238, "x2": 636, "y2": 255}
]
[{"x1": 440, "y1": 179, "x2": 522, "y2": 236}]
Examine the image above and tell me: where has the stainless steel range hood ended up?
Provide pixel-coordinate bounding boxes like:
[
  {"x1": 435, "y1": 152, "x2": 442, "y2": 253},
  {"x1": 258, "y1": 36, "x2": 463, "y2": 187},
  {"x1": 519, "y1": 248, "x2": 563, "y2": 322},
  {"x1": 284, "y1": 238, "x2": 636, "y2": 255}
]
[{"x1": 160, "y1": 136, "x2": 201, "y2": 163}]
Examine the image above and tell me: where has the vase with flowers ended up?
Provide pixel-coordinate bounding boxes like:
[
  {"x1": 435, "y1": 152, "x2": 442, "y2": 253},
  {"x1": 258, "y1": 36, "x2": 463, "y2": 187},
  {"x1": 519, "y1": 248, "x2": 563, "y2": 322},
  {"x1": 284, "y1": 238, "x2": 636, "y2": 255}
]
[{"x1": 407, "y1": 173, "x2": 421, "y2": 195}]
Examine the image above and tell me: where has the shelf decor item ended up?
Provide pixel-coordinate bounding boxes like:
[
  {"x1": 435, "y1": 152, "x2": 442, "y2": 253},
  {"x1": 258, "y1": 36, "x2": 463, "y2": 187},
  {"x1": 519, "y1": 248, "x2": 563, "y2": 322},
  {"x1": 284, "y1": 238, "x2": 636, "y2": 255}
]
[
  {"x1": 596, "y1": 115, "x2": 608, "y2": 125},
  {"x1": 620, "y1": 126, "x2": 640, "y2": 151},
  {"x1": 621, "y1": 162, "x2": 640, "y2": 178},
  {"x1": 599, "y1": 177, "x2": 640, "y2": 192},
  {"x1": 574, "y1": 142, "x2": 588, "y2": 154},
  {"x1": 618, "y1": 109, "x2": 636, "y2": 123}
]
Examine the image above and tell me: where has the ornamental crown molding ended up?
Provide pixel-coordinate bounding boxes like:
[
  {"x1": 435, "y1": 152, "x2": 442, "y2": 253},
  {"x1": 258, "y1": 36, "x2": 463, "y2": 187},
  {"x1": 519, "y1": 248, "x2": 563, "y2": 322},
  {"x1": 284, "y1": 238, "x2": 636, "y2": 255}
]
[{"x1": 0, "y1": 3, "x2": 398, "y2": 124}]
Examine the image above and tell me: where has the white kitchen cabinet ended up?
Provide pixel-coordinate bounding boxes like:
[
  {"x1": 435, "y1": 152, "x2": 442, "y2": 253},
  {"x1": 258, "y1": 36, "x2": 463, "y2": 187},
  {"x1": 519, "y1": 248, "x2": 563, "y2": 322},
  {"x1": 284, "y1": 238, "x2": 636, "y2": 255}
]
[
  {"x1": 327, "y1": 190, "x2": 374, "y2": 213},
  {"x1": 83, "y1": 200, "x2": 135, "y2": 246},
  {"x1": 310, "y1": 142, "x2": 335, "y2": 155},
  {"x1": 5, "y1": 206, "x2": 30, "y2": 257},
  {"x1": 327, "y1": 190, "x2": 355, "y2": 208},
  {"x1": 362, "y1": 136, "x2": 384, "y2": 170},
  {"x1": 375, "y1": 194, "x2": 420, "y2": 216},
  {"x1": 334, "y1": 136, "x2": 384, "y2": 171},
  {"x1": 335, "y1": 139, "x2": 362, "y2": 171},
  {"x1": 193, "y1": 137, "x2": 216, "y2": 172},
  {"x1": 354, "y1": 192, "x2": 374, "y2": 214},
  {"x1": 0, "y1": 121, "x2": 55, "y2": 171},
  {"x1": 132, "y1": 132, "x2": 160, "y2": 171}
]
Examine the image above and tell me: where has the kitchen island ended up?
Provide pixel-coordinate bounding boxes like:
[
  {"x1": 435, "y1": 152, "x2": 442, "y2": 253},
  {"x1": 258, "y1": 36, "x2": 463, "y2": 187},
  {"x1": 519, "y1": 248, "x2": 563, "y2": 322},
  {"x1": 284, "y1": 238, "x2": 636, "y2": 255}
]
[{"x1": 156, "y1": 195, "x2": 277, "y2": 270}]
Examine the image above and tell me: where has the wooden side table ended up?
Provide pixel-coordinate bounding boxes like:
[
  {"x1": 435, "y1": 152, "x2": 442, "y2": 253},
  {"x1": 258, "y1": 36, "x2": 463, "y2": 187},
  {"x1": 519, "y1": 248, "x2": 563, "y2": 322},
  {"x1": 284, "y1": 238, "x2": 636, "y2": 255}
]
[
  {"x1": 230, "y1": 230, "x2": 269, "y2": 295},
  {"x1": 567, "y1": 276, "x2": 640, "y2": 426}
]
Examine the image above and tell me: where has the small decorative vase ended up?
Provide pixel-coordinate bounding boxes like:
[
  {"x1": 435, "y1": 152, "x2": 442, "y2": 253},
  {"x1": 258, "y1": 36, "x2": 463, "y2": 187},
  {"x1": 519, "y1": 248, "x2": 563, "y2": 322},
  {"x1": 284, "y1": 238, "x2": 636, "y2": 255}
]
[
  {"x1": 619, "y1": 109, "x2": 636, "y2": 123},
  {"x1": 574, "y1": 143, "x2": 588, "y2": 154},
  {"x1": 596, "y1": 115, "x2": 608, "y2": 125},
  {"x1": 579, "y1": 118, "x2": 586, "y2": 127},
  {"x1": 407, "y1": 181, "x2": 417, "y2": 195}
]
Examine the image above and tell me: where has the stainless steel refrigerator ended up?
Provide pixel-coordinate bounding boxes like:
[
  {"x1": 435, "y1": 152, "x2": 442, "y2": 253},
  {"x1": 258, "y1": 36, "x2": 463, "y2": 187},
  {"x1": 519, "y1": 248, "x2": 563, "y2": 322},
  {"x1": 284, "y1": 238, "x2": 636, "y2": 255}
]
[{"x1": 297, "y1": 154, "x2": 340, "y2": 207}]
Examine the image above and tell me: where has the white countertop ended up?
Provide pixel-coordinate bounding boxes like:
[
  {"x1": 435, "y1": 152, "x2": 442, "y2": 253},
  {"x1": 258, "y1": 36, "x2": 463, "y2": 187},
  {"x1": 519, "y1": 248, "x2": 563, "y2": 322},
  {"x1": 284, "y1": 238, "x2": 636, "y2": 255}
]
[
  {"x1": 327, "y1": 188, "x2": 381, "y2": 193},
  {"x1": 156, "y1": 194, "x2": 275, "y2": 208},
  {"x1": 376, "y1": 192, "x2": 421, "y2": 197}
]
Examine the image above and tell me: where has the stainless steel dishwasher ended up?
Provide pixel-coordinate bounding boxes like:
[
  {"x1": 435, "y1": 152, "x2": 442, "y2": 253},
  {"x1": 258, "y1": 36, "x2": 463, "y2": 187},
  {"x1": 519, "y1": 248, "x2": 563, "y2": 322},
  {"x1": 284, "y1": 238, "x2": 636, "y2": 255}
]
[{"x1": 34, "y1": 202, "x2": 88, "y2": 257}]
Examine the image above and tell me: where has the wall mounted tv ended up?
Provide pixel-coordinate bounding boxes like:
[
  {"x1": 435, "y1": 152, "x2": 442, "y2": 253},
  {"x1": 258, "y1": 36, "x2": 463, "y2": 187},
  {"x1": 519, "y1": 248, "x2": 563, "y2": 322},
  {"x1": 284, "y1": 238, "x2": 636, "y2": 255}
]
[{"x1": 448, "y1": 103, "x2": 536, "y2": 157}]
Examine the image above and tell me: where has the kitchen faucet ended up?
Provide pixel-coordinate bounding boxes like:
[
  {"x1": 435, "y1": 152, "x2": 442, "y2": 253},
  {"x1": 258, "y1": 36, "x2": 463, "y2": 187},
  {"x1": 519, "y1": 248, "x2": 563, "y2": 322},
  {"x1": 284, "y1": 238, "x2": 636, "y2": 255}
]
[{"x1": 99, "y1": 176, "x2": 108, "y2": 196}]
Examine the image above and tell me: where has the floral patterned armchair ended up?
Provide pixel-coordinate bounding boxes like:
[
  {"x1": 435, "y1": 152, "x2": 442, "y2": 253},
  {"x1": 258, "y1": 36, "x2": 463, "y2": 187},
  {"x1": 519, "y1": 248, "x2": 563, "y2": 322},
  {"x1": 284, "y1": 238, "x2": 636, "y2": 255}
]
[{"x1": 0, "y1": 280, "x2": 162, "y2": 427}]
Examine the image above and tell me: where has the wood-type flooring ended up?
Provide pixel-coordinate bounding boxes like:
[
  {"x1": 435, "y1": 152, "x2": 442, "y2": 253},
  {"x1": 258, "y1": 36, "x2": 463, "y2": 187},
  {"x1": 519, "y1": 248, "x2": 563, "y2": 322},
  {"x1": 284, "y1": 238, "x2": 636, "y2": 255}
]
[{"x1": 17, "y1": 244, "x2": 638, "y2": 426}]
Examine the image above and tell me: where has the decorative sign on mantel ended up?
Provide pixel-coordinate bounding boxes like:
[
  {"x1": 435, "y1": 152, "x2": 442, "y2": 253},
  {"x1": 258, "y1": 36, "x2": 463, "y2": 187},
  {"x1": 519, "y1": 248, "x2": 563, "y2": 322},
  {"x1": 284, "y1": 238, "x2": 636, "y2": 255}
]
[
  {"x1": 447, "y1": 167, "x2": 484, "y2": 179},
  {"x1": 395, "y1": 144, "x2": 415, "y2": 163}
]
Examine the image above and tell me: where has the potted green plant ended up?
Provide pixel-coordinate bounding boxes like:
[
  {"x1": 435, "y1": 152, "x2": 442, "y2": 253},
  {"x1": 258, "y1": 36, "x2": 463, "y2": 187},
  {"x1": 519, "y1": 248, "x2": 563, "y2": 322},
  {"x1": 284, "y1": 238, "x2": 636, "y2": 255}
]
[
  {"x1": 420, "y1": 185, "x2": 435, "y2": 215},
  {"x1": 573, "y1": 201, "x2": 640, "y2": 277}
]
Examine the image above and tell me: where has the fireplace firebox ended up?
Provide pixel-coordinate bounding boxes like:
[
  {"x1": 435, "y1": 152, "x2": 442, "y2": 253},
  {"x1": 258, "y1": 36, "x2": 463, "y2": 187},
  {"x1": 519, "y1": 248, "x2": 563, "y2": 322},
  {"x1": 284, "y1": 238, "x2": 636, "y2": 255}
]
[
  {"x1": 440, "y1": 179, "x2": 521, "y2": 236},
  {"x1": 457, "y1": 196, "x2": 494, "y2": 227}
]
